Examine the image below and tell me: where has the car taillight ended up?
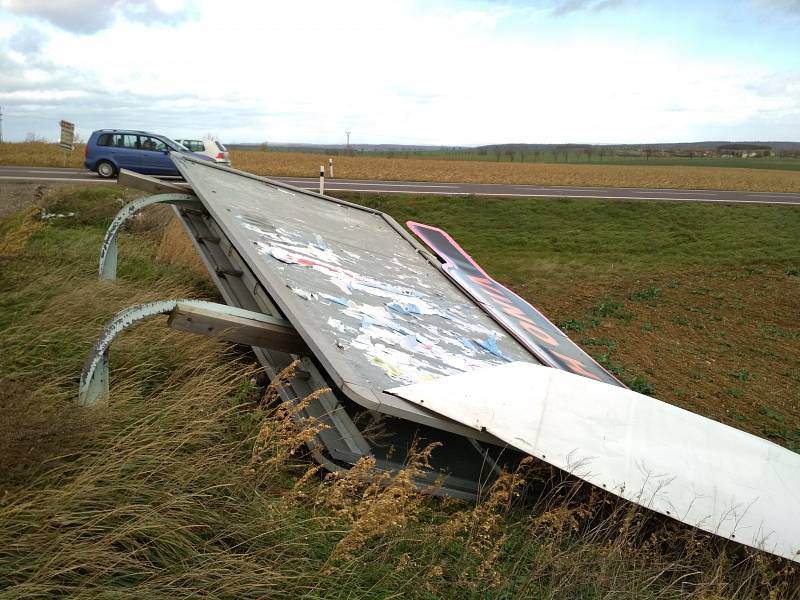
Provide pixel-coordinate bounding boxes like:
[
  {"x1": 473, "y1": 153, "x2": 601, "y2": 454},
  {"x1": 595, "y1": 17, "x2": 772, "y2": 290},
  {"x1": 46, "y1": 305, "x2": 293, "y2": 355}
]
[{"x1": 216, "y1": 152, "x2": 224, "y2": 159}]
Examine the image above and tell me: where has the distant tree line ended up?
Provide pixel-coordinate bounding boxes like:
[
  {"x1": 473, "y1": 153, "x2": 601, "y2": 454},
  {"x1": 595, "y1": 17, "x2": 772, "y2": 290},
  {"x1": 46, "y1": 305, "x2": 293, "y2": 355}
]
[{"x1": 227, "y1": 142, "x2": 800, "y2": 162}]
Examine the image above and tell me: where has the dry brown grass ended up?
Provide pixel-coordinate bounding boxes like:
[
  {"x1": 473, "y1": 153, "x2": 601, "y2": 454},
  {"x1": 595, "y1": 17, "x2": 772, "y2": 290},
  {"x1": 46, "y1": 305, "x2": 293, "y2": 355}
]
[
  {"x1": 3, "y1": 141, "x2": 800, "y2": 192},
  {"x1": 232, "y1": 150, "x2": 800, "y2": 192},
  {"x1": 0, "y1": 142, "x2": 86, "y2": 168},
  {"x1": 156, "y1": 216, "x2": 211, "y2": 278},
  {"x1": 0, "y1": 206, "x2": 43, "y2": 257}
]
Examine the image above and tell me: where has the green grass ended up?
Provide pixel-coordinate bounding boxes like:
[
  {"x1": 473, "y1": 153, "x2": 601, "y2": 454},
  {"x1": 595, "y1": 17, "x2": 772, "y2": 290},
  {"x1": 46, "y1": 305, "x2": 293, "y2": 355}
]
[
  {"x1": 335, "y1": 193, "x2": 800, "y2": 285},
  {"x1": 1, "y1": 188, "x2": 799, "y2": 598}
]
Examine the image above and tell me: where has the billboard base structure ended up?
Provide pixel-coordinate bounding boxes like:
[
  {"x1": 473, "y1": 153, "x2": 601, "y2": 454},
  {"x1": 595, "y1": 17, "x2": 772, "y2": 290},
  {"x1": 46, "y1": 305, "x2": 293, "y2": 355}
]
[{"x1": 80, "y1": 158, "x2": 800, "y2": 561}]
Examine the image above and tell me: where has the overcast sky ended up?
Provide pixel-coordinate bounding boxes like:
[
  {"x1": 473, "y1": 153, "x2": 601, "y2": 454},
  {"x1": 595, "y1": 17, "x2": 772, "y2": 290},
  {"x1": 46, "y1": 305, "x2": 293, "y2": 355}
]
[{"x1": 0, "y1": 0, "x2": 799, "y2": 145}]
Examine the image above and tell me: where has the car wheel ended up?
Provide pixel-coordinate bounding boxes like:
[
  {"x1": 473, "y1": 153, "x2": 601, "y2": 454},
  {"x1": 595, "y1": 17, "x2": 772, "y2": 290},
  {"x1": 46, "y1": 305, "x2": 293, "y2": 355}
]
[{"x1": 96, "y1": 160, "x2": 116, "y2": 179}]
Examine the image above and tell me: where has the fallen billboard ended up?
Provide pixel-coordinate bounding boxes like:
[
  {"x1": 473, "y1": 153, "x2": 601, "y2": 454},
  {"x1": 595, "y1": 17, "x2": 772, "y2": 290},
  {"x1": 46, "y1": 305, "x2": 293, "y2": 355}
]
[{"x1": 82, "y1": 155, "x2": 800, "y2": 563}]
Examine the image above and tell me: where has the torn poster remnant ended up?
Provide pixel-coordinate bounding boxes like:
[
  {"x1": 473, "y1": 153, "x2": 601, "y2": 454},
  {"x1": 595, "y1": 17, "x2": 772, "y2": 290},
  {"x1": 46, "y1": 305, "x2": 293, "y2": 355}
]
[{"x1": 238, "y1": 213, "x2": 533, "y2": 385}]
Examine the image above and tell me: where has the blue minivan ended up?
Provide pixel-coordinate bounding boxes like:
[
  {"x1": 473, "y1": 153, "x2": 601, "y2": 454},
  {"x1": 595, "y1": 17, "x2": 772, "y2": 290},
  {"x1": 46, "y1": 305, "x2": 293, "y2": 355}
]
[{"x1": 84, "y1": 129, "x2": 210, "y2": 178}]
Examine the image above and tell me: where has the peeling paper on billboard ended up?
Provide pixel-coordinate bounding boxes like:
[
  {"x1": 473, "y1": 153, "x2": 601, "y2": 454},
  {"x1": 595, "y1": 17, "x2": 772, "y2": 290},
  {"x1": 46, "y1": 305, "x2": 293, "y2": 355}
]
[{"x1": 238, "y1": 215, "x2": 521, "y2": 384}]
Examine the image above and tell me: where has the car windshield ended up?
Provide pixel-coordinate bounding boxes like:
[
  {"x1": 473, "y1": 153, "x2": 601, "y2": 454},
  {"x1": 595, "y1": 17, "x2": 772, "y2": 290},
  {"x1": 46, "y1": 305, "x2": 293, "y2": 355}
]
[{"x1": 160, "y1": 136, "x2": 190, "y2": 152}]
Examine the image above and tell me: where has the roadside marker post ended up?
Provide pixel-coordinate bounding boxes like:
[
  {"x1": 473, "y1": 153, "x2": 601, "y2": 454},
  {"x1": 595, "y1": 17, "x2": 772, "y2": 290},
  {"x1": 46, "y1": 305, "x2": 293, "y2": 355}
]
[
  {"x1": 319, "y1": 166, "x2": 325, "y2": 194},
  {"x1": 329, "y1": 157, "x2": 334, "y2": 178}
]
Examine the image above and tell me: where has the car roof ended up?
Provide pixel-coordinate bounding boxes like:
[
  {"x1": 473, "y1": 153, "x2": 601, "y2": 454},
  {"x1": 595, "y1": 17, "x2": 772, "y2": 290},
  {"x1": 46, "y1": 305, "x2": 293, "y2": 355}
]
[{"x1": 93, "y1": 129, "x2": 164, "y2": 136}]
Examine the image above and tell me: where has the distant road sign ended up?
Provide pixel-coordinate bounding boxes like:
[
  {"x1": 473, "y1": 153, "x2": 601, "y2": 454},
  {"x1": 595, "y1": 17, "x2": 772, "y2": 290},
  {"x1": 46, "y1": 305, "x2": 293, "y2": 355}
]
[{"x1": 59, "y1": 120, "x2": 75, "y2": 150}]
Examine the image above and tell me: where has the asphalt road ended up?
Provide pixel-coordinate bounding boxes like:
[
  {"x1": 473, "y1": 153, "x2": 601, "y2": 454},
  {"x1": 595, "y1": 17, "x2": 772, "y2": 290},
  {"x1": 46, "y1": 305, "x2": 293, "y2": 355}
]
[{"x1": 2, "y1": 165, "x2": 799, "y2": 206}]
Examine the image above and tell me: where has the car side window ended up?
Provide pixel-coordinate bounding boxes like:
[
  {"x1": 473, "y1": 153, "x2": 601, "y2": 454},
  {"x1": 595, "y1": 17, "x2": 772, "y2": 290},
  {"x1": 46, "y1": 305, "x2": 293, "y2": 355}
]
[
  {"x1": 110, "y1": 134, "x2": 139, "y2": 148},
  {"x1": 97, "y1": 133, "x2": 112, "y2": 146},
  {"x1": 140, "y1": 136, "x2": 167, "y2": 152}
]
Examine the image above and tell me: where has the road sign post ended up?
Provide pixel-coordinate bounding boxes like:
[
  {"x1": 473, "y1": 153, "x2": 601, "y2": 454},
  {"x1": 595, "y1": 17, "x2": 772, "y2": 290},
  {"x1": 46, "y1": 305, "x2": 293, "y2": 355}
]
[{"x1": 59, "y1": 120, "x2": 75, "y2": 167}]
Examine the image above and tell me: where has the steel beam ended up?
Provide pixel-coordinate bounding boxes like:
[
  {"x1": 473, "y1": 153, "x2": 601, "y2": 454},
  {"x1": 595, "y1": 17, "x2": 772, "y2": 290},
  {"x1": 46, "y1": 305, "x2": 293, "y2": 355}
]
[
  {"x1": 99, "y1": 193, "x2": 199, "y2": 280},
  {"x1": 117, "y1": 169, "x2": 193, "y2": 194},
  {"x1": 168, "y1": 301, "x2": 306, "y2": 353}
]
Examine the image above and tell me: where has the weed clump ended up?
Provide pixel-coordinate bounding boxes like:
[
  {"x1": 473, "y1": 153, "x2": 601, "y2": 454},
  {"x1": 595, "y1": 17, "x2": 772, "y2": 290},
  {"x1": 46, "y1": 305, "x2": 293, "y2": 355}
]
[{"x1": 318, "y1": 442, "x2": 439, "y2": 562}]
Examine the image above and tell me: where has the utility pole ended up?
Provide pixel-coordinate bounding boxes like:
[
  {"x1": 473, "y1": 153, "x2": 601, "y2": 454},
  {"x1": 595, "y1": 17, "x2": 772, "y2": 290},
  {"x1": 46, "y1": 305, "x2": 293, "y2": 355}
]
[
  {"x1": 345, "y1": 130, "x2": 351, "y2": 154},
  {"x1": 0, "y1": 106, "x2": 4, "y2": 143}
]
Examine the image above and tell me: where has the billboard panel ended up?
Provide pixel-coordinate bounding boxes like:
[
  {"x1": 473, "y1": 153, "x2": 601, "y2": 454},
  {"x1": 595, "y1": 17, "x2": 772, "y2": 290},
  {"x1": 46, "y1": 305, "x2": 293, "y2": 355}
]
[{"x1": 172, "y1": 154, "x2": 540, "y2": 435}]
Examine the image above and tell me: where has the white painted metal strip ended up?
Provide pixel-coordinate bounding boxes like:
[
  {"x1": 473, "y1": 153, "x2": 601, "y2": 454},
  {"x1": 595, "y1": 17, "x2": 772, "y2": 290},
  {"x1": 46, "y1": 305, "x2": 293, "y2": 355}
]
[{"x1": 387, "y1": 361, "x2": 800, "y2": 563}]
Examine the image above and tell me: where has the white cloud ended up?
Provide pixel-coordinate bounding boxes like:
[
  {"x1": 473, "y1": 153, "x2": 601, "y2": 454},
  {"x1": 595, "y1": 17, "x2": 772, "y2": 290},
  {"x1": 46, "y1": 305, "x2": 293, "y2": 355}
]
[
  {"x1": 0, "y1": 0, "x2": 797, "y2": 143},
  {"x1": 8, "y1": 25, "x2": 46, "y2": 53},
  {"x1": 0, "y1": 0, "x2": 194, "y2": 33}
]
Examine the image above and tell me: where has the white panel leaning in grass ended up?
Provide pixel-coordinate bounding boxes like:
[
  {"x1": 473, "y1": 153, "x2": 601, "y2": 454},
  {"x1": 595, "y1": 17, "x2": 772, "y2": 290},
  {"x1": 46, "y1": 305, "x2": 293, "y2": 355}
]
[{"x1": 390, "y1": 222, "x2": 800, "y2": 565}]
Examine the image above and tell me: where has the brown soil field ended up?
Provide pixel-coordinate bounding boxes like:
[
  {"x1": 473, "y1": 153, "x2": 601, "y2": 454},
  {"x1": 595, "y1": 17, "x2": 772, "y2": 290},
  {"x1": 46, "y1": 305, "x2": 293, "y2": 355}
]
[
  {"x1": 231, "y1": 150, "x2": 800, "y2": 192},
  {"x1": 2, "y1": 142, "x2": 800, "y2": 192},
  {"x1": 526, "y1": 267, "x2": 800, "y2": 446}
]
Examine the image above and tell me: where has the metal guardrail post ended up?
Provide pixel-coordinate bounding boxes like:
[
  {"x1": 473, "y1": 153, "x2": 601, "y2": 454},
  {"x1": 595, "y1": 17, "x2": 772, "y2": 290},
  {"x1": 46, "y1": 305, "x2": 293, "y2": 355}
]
[
  {"x1": 98, "y1": 193, "x2": 199, "y2": 280},
  {"x1": 78, "y1": 299, "x2": 302, "y2": 406}
]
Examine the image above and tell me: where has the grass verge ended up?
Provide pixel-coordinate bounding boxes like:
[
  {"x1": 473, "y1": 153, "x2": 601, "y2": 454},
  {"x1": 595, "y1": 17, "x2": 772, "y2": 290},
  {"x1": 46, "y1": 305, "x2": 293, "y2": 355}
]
[{"x1": 0, "y1": 188, "x2": 798, "y2": 598}]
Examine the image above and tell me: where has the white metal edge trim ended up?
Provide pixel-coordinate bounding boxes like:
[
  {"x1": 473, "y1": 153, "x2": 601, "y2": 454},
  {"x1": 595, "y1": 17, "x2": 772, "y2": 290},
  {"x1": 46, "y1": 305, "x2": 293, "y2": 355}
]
[{"x1": 387, "y1": 361, "x2": 800, "y2": 563}]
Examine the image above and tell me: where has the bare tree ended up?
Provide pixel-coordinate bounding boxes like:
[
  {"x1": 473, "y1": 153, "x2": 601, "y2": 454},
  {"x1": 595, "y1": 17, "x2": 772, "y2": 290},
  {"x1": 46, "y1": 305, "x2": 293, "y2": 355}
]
[
  {"x1": 585, "y1": 146, "x2": 594, "y2": 162},
  {"x1": 24, "y1": 131, "x2": 46, "y2": 143}
]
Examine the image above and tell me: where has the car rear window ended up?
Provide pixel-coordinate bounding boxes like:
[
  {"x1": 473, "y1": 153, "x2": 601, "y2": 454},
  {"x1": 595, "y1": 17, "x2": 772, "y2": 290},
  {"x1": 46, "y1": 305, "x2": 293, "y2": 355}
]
[
  {"x1": 109, "y1": 134, "x2": 139, "y2": 148},
  {"x1": 215, "y1": 141, "x2": 228, "y2": 152},
  {"x1": 182, "y1": 140, "x2": 204, "y2": 152},
  {"x1": 97, "y1": 133, "x2": 138, "y2": 148}
]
